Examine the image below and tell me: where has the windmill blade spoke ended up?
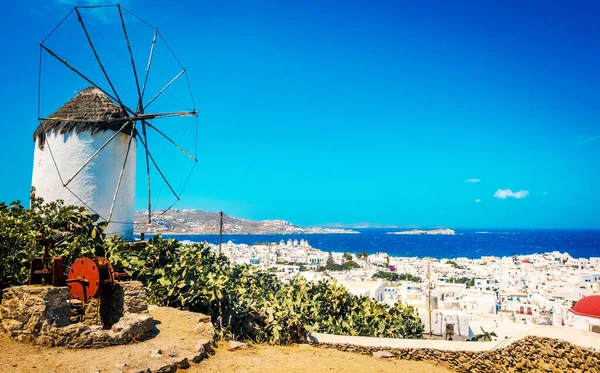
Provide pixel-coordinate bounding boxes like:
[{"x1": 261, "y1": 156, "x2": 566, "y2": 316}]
[
  {"x1": 184, "y1": 71, "x2": 197, "y2": 111},
  {"x1": 40, "y1": 45, "x2": 137, "y2": 117},
  {"x1": 179, "y1": 161, "x2": 197, "y2": 196},
  {"x1": 143, "y1": 69, "x2": 186, "y2": 110},
  {"x1": 158, "y1": 31, "x2": 185, "y2": 70},
  {"x1": 134, "y1": 111, "x2": 197, "y2": 120},
  {"x1": 38, "y1": 111, "x2": 196, "y2": 123},
  {"x1": 107, "y1": 126, "x2": 136, "y2": 222},
  {"x1": 64, "y1": 120, "x2": 133, "y2": 186},
  {"x1": 78, "y1": 4, "x2": 118, "y2": 9},
  {"x1": 117, "y1": 4, "x2": 143, "y2": 113},
  {"x1": 144, "y1": 120, "x2": 198, "y2": 162},
  {"x1": 120, "y1": 6, "x2": 157, "y2": 29},
  {"x1": 141, "y1": 29, "x2": 159, "y2": 105},
  {"x1": 41, "y1": 8, "x2": 75, "y2": 45},
  {"x1": 141, "y1": 121, "x2": 152, "y2": 223},
  {"x1": 74, "y1": 7, "x2": 127, "y2": 114},
  {"x1": 152, "y1": 200, "x2": 179, "y2": 220},
  {"x1": 38, "y1": 6, "x2": 199, "y2": 230},
  {"x1": 137, "y1": 128, "x2": 180, "y2": 202}
]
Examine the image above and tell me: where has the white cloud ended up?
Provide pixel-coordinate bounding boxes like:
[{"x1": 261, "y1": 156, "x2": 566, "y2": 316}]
[
  {"x1": 475, "y1": 199, "x2": 481, "y2": 203},
  {"x1": 493, "y1": 189, "x2": 529, "y2": 199},
  {"x1": 464, "y1": 178, "x2": 481, "y2": 183},
  {"x1": 49, "y1": 0, "x2": 123, "y2": 23}
]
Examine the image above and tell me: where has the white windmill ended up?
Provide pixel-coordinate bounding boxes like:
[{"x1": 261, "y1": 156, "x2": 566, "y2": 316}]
[{"x1": 31, "y1": 4, "x2": 198, "y2": 239}]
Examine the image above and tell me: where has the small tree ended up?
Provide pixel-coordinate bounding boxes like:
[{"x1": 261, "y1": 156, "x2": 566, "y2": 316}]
[
  {"x1": 343, "y1": 252, "x2": 353, "y2": 261},
  {"x1": 357, "y1": 251, "x2": 369, "y2": 260},
  {"x1": 326, "y1": 252, "x2": 335, "y2": 267},
  {"x1": 343, "y1": 260, "x2": 360, "y2": 270}
]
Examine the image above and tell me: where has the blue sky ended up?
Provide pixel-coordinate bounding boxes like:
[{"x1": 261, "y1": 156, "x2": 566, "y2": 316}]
[{"x1": 0, "y1": 0, "x2": 599, "y2": 228}]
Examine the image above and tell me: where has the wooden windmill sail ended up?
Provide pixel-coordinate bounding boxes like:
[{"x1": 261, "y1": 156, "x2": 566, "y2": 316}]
[{"x1": 33, "y1": 4, "x2": 198, "y2": 238}]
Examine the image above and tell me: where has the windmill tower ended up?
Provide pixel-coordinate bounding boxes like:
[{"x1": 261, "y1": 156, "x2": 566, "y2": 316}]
[
  {"x1": 32, "y1": 5, "x2": 198, "y2": 239},
  {"x1": 32, "y1": 87, "x2": 137, "y2": 238}
]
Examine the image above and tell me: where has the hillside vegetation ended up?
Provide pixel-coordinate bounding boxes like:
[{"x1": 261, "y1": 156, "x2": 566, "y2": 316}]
[{"x1": 0, "y1": 199, "x2": 423, "y2": 344}]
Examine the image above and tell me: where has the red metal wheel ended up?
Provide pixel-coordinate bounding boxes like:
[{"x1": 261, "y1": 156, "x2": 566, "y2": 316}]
[{"x1": 67, "y1": 257, "x2": 101, "y2": 302}]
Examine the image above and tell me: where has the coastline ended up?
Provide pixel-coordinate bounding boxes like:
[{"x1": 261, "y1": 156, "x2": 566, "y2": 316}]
[
  {"x1": 132, "y1": 229, "x2": 600, "y2": 260},
  {"x1": 387, "y1": 228, "x2": 456, "y2": 235},
  {"x1": 134, "y1": 231, "x2": 361, "y2": 235}
]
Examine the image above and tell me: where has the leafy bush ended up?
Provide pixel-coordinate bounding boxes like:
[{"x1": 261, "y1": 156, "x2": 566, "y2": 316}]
[
  {"x1": 107, "y1": 237, "x2": 424, "y2": 344},
  {"x1": 374, "y1": 271, "x2": 422, "y2": 282},
  {"x1": 0, "y1": 199, "x2": 424, "y2": 344},
  {"x1": 318, "y1": 253, "x2": 361, "y2": 272},
  {"x1": 446, "y1": 260, "x2": 466, "y2": 270},
  {"x1": 0, "y1": 198, "x2": 106, "y2": 292},
  {"x1": 446, "y1": 277, "x2": 475, "y2": 287}
]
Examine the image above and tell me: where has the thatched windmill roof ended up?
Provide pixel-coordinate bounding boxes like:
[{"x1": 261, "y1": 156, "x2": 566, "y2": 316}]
[{"x1": 33, "y1": 87, "x2": 131, "y2": 143}]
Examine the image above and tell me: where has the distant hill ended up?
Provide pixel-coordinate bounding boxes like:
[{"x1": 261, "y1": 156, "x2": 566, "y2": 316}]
[{"x1": 134, "y1": 210, "x2": 358, "y2": 235}]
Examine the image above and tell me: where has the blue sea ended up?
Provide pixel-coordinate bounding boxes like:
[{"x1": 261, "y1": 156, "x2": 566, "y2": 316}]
[{"x1": 145, "y1": 229, "x2": 600, "y2": 259}]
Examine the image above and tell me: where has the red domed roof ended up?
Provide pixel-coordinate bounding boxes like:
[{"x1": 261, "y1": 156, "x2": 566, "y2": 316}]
[
  {"x1": 570, "y1": 295, "x2": 600, "y2": 318},
  {"x1": 521, "y1": 259, "x2": 531, "y2": 264}
]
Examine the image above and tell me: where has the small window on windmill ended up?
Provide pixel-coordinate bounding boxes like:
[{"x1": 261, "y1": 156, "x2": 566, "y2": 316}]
[{"x1": 39, "y1": 132, "x2": 46, "y2": 149}]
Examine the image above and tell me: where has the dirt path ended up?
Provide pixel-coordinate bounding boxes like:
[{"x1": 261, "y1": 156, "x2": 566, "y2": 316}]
[
  {"x1": 192, "y1": 343, "x2": 452, "y2": 373},
  {"x1": 0, "y1": 305, "x2": 451, "y2": 373}
]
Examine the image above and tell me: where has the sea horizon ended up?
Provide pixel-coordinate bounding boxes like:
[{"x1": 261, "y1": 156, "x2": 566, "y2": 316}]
[{"x1": 139, "y1": 228, "x2": 600, "y2": 260}]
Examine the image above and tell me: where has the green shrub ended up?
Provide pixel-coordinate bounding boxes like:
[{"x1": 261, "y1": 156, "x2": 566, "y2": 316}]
[
  {"x1": 374, "y1": 271, "x2": 421, "y2": 283},
  {"x1": 0, "y1": 199, "x2": 424, "y2": 344},
  {"x1": 0, "y1": 198, "x2": 105, "y2": 292},
  {"x1": 106, "y1": 237, "x2": 424, "y2": 343}
]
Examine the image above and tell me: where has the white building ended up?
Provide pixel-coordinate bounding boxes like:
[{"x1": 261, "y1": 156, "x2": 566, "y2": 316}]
[
  {"x1": 417, "y1": 308, "x2": 470, "y2": 341},
  {"x1": 337, "y1": 280, "x2": 385, "y2": 302},
  {"x1": 562, "y1": 295, "x2": 600, "y2": 332},
  {"x1": 31, "y1": 88, "x2": 136, "y2": 238}
]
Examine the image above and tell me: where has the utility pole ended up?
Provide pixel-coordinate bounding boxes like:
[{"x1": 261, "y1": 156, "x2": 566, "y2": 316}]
[
  {"x1": 428, "y1": 259, "x2": 432, "y2": 337},
  {"x1": 267, "y1": 243, "x2": 272, "y2": 271},
  {"x1": 218, "y1": 211, "x2": 223, "y2": 255}
]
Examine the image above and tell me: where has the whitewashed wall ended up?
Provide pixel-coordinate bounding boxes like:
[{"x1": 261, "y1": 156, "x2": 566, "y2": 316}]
[
  {"x1": 31, "y1": 129, "x2": 136, "y2": 239},
  {"x1": 418, "y1": 309, "x2": 470, "y2": 340}
]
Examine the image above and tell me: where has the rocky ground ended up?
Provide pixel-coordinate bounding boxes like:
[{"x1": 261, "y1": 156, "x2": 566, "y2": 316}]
[
  {"x1": 2, "y1": 302, "x2": 598, "y2": 373},
  {"x1": 0, "y1": 305, "x2": 450, "y2": 373},
  {"x1": 0, "y1": 306, "x2": 214, "y2": 373},
  {"x1": 0, "y1": 316, "x2": 450, "y2": 373}
]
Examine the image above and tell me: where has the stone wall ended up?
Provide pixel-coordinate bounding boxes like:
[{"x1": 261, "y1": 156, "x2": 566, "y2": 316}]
[
  {"x1": 312, "y1": 336, "x2": 600, "y2": 372},
  {"x1": 120, "y1": 280, "x2": 149, "y2": 314},
  {"x1": 0, "y1": 282, "x2": 153, "y2": 348},
  {"x1": 0, "y1": 285, "x2": 70, "y2": 334}
]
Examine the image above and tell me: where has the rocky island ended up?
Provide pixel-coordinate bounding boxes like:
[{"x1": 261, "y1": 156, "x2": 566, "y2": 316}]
[
  {"x1": 134, "y1": 209, "x2": 359, "y2": 235},
  {"x1": 387, "y1": 229, "x2": 456, "y2": 235}
]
